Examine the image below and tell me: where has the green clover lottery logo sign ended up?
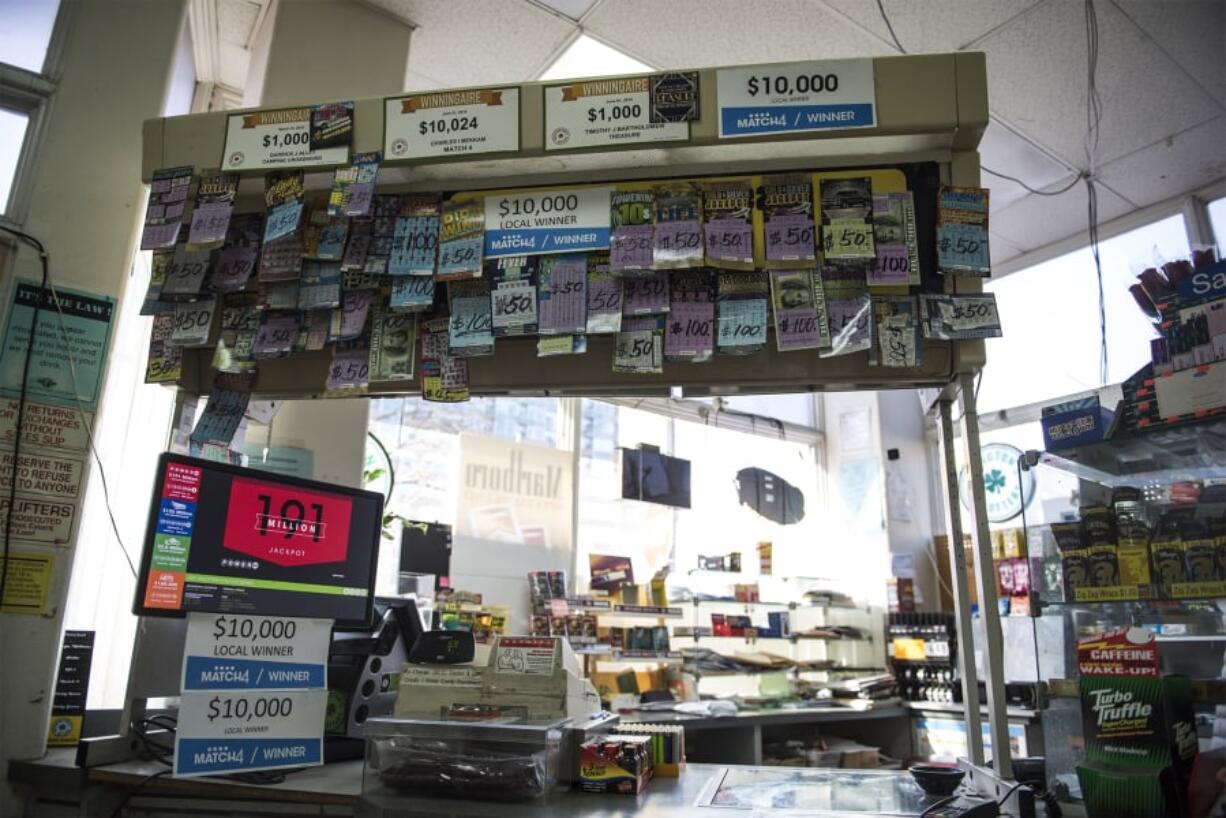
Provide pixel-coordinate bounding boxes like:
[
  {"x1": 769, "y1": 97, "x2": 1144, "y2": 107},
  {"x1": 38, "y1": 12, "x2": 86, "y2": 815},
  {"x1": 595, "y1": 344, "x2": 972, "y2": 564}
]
[{"x1": 960, "y1": 442, "x2": 1036, "y2": 523}]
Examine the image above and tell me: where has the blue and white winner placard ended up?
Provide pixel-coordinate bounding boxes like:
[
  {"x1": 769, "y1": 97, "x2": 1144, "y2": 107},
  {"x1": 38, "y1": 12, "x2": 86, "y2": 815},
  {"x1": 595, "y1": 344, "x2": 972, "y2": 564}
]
[
  {"x1": 716, "y1": 59, "x2": 876, "y2": 139},
  {"x1": 175, "y1": 613, "x2": 330, "y2": 777},
  {"x1": 181, "y1": 613, "x2": 331, "y2": 691},
  {"x1": 175, "y1": 689, "x2": 328, "y2": 776},
  {"x1": 484, "y1": 187, "x2": 612, "y2": 257}
]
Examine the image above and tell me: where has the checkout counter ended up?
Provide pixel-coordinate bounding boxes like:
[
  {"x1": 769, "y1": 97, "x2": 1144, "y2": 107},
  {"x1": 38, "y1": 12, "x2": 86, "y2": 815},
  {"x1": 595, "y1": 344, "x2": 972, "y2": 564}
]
[
  {"x1": 10, "y1": 634, "x2": 1029, "y2": 817},
  {"x1": 12, "y1": 755, "x2": 1008, "y2": 817}
]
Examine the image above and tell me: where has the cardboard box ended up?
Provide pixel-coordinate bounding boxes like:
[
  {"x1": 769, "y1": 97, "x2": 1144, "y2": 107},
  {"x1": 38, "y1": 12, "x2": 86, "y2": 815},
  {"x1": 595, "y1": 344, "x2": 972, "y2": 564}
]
[
  {"x1": 1042, "y1": 396, "x2": 1114, "y2": 450},
  {"x1": 396, "y1": 636, "x2": 601, "y2": 722}
]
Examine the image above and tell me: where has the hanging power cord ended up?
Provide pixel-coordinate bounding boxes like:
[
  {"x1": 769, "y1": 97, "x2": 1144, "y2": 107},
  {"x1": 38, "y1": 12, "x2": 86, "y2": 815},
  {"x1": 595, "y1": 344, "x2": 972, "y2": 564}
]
[
  {"x1": 0, "y1": 225, "x2": 136, "y2": 582},
  {"x1": 981, "y1": 166, "x2": 1086, "y2": 197},
  {"x1": 0, "y1": 225, "x2": 48, "y2": 607},
  {"x1": 874, "y1": 0, "x2": 1111, "y2": 384},
  {"x1": 1083, "y1": 0, "x2": 1108, "y2": 385},
  {"x1": 875, "y1": 0, "x2": 906, "y2": 52},
  {"x1": 107, "y1": 768, "x2": 171, "y2": 818}
]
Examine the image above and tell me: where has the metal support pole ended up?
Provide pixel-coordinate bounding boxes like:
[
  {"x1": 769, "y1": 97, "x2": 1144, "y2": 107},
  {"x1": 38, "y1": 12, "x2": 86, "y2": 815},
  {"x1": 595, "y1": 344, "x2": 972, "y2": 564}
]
[
  {"x1": 956, "y1": 371, "x2": 1013, "y2": 781},
  {"x1": 937, "y1": 397, "x2": 985, "y2": 766}
]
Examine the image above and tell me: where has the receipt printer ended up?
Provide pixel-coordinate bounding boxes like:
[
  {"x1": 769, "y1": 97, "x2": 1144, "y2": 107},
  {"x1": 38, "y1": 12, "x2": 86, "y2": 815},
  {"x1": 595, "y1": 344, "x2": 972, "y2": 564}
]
[{"x1": 325, "y1": 596, "x2": 425, "y2": 759}]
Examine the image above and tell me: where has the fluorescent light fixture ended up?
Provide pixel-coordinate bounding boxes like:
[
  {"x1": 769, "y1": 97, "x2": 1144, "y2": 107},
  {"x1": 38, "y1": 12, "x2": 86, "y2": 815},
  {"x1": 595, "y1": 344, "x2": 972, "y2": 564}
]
[{"x1": 539, "y1": 34, "x2": 652, "y2": 81}]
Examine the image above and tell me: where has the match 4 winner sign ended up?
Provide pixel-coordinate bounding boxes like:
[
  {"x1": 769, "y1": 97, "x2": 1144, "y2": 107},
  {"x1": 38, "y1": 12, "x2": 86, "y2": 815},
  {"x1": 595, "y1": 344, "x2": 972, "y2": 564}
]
[
  {"x1": 716, "y1": 59, "x2": 876, "y2": 139},
  {"x1": 175, "y1": 613, "x2": 330, "y2": 777}
]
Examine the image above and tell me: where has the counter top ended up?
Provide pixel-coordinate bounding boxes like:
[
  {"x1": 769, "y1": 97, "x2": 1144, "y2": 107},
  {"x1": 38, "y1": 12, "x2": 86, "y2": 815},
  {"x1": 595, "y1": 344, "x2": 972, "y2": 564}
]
[{"x1": 13, "y1": 754, "x2": 952, "y2": 817}]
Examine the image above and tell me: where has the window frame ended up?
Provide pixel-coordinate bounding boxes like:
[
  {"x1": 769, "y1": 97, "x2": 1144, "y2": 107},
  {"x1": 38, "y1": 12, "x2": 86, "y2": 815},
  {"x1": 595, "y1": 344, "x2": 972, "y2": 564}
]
[{"x1": 0, "y1": 0, "x2": 72, "y2": 225}]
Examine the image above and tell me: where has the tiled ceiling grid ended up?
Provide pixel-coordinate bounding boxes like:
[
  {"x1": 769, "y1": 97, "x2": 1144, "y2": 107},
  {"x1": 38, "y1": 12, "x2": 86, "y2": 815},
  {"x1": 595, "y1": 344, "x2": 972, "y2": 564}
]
[{"x1": 218, "y1": 0, "x2": 1226, "y2": 267}]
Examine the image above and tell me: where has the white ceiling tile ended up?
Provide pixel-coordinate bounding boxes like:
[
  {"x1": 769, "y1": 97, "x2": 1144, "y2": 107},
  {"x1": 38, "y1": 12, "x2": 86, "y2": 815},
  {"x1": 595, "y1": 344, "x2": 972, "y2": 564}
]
[
  {"x1": 1113, "y1": 0, "x2": 1226, "y2": 108},
  {"x1": 218, "y1": 0, "x2": 263, "y2": 45},
  {"x1": 991, "y1": 179, "x2": 1133, "y2": 253},
  {"x1": 368, "y1": 0, "x2": 577, "y2": 87},
  {"x1": 979, "y1": 119, "x2": 1079, "y2": 210},
  {"x1": 1096, "y1": 116, "x2": 1226, "y2": 206},
  {"x1": 990, "y1": 230, "x2": 1024, "y2": 266},
  {"x1": 818, "y1": 0, "x2": 1044, "y2": 53},
  {"x1": 584, "y1": 0, "x2": 893, "y2": 69},
  {"x1": 978, "y1": 0, "x2": 1218, "y2": 166}
]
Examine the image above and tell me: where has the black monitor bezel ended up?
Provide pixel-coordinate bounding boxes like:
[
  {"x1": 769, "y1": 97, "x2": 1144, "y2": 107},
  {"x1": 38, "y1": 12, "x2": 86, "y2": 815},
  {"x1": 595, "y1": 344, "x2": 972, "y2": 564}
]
[{"x1": 132, "y1": 452, "x2": 383, "y2": 628}]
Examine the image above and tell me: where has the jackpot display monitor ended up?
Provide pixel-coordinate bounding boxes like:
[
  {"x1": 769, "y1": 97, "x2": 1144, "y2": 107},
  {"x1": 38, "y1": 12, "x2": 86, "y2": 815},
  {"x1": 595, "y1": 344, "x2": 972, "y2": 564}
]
[{"x1": 134, "y1": 453, "x2": 382, "y2": 626}]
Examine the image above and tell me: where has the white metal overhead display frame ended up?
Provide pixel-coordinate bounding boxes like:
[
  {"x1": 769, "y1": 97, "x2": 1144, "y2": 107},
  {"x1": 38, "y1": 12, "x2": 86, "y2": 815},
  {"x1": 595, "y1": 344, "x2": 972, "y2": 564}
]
[
  {"x1": 135, "y1": 52, "x2": 1022, "y2": 802},
  {"x1": 141, "y1": 52, "x2": 989, "y2": 399}
]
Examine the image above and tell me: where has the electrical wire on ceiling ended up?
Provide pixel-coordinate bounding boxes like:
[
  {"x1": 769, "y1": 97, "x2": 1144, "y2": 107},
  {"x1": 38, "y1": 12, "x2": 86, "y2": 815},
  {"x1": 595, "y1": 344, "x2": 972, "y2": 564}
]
[
  {"x1": 874, "y1": 0, "x2": 1111, "y2": 385},
  {"x1": 1084, "y1": 0, "x2": 1108, "y2": 386},
  {"x1": 875, "y1": 0, "x2": 906, "y2": 53}
]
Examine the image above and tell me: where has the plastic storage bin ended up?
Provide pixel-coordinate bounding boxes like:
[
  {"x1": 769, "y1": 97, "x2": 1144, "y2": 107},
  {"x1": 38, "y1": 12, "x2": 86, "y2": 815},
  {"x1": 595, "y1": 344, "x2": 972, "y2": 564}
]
[{"x1": 362, "y1": 715, "x2": 567, "y2": 802}]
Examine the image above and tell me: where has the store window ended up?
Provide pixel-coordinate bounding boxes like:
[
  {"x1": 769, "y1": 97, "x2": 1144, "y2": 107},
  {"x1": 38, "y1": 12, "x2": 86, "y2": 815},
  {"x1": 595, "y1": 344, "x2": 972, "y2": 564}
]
[
  {"x1": 0, "y1": 108, "x2": 28, "y2": 213},
  {"x1": 0, "y1": 0, "x2": 62, "y2": 217},
  {"x1": 1208, "y1": 196, "x2": 1226, "y2": 257},
  {"x1": 0, "y1": 0, "x2": 62, "y2": 72},
  {"x1": 979, "y1": 215, "x2": 1191, "y2": 413}
]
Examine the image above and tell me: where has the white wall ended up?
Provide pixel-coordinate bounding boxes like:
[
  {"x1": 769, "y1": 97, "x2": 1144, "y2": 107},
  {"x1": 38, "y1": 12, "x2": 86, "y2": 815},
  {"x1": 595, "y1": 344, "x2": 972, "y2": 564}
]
[
  {"x1": 1, "y1": 0, "x2": 191, "y2": 799},
  {"x1": 878, "y1": 389, "x2": 939, "y2": 608}
]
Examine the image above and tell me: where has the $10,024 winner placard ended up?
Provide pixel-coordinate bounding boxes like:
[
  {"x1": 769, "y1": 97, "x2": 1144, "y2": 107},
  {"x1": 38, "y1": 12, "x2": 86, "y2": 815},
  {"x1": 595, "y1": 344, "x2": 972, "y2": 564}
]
[{"x1": 385, "y1": 87, "x2": 520, "y2": 160}]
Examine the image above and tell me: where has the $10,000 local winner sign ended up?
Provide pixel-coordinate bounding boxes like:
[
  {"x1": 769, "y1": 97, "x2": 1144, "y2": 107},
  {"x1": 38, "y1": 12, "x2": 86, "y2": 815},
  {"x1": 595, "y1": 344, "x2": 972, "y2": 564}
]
[
  {"x1": 716, "y1": 59, "x2": 876, "y2": 139},
  {"x1": 484, "y1": 188, "x2": 612, "y2": 257}
]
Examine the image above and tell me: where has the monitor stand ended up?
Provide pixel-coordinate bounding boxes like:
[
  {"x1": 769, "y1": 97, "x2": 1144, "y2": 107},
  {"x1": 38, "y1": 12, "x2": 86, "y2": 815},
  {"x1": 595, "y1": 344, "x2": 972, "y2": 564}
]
[
  {"x1": 77, "y1": 615, "x2": 186, "y2": 767},
  {"x1": 76, "y1": 597, "x2": 426, "y2": 768}
]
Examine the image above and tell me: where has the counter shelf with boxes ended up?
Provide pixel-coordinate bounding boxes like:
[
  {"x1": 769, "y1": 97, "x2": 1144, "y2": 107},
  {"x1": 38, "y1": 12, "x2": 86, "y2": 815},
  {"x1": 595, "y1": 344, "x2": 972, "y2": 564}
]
[
  {"x1": 527, "y1": 571, "x2": 684, "y2": 665},
  {"x1": 1016, "y1": 415, "x2": 1226, "y2": 816},
  {"x1": 888, "y1": 613, "x2": 959, "y2": 705}
]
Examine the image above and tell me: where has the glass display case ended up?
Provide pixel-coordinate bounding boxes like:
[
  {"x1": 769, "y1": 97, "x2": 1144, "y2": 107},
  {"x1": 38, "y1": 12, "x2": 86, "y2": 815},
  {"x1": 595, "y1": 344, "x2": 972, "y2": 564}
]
[{"x1": 1020, "y1": 420, "x2": 1226, "y2": 808}]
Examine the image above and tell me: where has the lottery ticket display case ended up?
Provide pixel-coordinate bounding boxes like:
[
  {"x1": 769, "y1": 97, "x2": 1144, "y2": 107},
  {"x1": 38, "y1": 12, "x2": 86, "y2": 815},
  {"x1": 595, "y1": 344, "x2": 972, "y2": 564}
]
[{"x1": 134, "y1": 51, "x2": 1022, "y2": 805}]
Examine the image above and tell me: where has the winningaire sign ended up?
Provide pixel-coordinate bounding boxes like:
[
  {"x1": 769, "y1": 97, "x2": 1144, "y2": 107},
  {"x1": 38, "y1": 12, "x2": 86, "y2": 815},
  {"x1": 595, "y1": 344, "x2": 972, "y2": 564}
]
[{"x1": 222, "y1": 477, "x2": 353, "y2": 567}]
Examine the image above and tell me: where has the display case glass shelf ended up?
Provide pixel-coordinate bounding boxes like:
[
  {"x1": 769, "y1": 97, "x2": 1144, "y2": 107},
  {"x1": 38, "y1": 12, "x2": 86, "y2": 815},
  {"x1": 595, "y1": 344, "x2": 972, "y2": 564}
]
[{"x1": 1018, "y1": 418, "x2": 1226, "y2": 810}]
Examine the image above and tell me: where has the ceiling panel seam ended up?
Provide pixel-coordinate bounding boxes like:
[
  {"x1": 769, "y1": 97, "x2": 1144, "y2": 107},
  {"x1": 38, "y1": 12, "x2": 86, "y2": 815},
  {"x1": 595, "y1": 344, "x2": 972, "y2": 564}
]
[
  {"x1": 810, "y1": 0, "x2": 901, "y2": 53},
  {"x1": 1107, "y1": 0, "x2": 1226, "y2": 116},
  {"x1": 1096, "y1": 114, "x2": 1226, "y2": 174},
  {"x1": 959, "y1": 0, "x2": 1058, "y2": 51},
  {"x1": 529, "y1": 26, "x2": 584, "y2": 80}
]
